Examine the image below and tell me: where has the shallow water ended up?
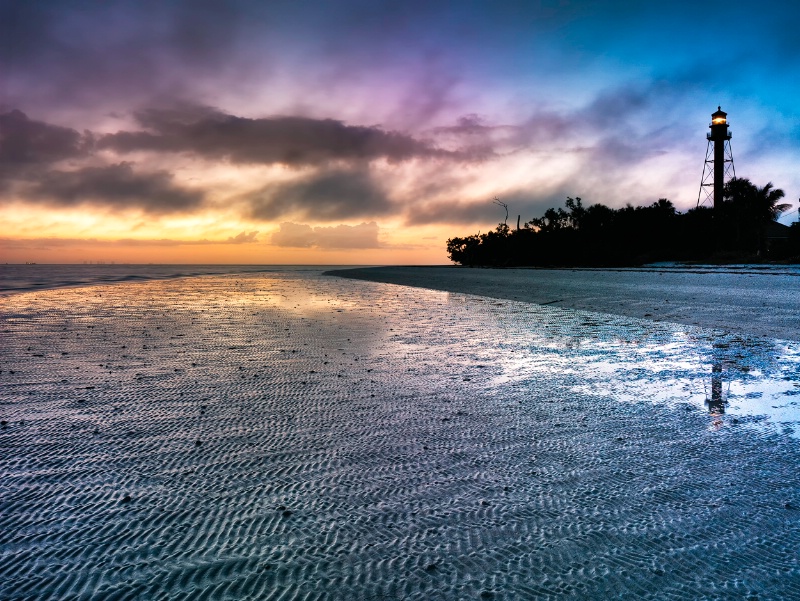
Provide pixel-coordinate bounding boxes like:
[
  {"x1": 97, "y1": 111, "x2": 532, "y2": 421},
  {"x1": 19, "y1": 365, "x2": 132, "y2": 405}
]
[
  {"x1": 1, "y1": 270, "x2": 799, "y2": 600},
  {"x1": 0, "y1": 264, "x2": 344, "y2": 296}
]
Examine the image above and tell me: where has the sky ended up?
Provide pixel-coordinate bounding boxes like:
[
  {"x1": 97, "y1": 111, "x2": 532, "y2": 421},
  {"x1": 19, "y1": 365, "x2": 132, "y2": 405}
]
[{"x1": 1, "y1": 0, "x2": 799, "y2": 264}]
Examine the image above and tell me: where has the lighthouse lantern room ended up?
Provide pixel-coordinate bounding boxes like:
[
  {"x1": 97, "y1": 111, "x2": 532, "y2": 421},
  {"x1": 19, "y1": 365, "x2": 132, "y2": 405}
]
[{"x1": 698, "y1": 106, "x2": 735, "y2": 209}]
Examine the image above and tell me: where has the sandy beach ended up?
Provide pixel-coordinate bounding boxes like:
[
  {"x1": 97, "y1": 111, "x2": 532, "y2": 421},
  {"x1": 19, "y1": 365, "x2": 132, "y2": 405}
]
[
  {"x1": 2, "y1": 268, "x2": 800, "y2": 600},
  {"x1": 329, "y1": 266, "x2": 800, "y2": 342}
]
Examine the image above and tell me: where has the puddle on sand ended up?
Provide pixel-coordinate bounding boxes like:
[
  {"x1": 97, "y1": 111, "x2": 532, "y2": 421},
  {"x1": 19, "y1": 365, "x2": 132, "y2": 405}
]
[
  {"x1": 322, "y1": 276, "x2": 800, "y2": 437},
  {"x1": 463, "y1": 296, "x2": 800, "y2": 436}
]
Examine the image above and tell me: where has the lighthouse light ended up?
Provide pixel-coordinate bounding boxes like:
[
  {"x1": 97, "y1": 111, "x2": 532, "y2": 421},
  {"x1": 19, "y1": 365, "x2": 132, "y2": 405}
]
[{"x1": 712, "y1": 117, "x2": 726, "y2": 124}]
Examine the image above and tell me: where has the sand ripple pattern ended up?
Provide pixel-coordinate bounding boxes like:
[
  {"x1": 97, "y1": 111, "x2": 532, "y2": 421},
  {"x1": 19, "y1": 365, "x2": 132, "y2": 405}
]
[{"x1": 1, "y1": 271, "x2": 800, "y2": 600}]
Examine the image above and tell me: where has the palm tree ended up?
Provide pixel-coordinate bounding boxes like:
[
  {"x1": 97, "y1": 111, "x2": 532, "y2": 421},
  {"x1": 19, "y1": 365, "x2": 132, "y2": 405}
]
[
  {"x1": 754, "y1": 182, "x2": 789, "y2": 221},
  {"x1": 724, "y1": 178, "x2": 788, "y2": 221},
  {"x1": 722, "y1": 177, "x2": 789, "y2": 254}
]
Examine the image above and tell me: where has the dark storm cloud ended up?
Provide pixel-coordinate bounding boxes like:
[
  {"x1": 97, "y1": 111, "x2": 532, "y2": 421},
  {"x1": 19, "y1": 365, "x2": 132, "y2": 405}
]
[
  {"x1": 29, "y1": 162, "x2": 204, "y2": 213},
  {"x1": 271, "y1": 222, "x2": 380, "y2": 249},
  {"x1": 98, "y1": 106, "x2": 453, "y2": 165},
  {"x1": 248, "y1": 168, "x2": 392, "y2": 222},
  {"x1": 0, "y1": 110, "x2": 204, "y2": 215},
  {"x1": 0, "y1": 110, "x2": 91, "y2": 164}
]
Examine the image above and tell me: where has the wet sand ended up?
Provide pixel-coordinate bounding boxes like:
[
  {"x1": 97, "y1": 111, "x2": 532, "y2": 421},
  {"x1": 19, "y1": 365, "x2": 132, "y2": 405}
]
[
  {"x1": 328, "y1": 266, "x2": 800, "y2": 341},
  {"x1": 2, "y1": 270, "x2": 800, "y2": 600}
]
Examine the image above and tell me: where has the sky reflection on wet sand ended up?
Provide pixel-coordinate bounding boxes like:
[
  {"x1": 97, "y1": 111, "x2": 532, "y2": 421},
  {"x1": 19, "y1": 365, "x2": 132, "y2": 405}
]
[
  {"x1": 470, "y1": 299, "x2": 800, "y2": 437},
  {"x1": 2, "y1": 269, "x2": 800, "y2": 599}
]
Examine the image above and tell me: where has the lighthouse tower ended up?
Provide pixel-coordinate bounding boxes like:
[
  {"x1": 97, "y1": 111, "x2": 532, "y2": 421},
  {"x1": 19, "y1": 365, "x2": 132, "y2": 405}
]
[{"x1": 697, "y1": 106, "x2": 735, "y2": 209}]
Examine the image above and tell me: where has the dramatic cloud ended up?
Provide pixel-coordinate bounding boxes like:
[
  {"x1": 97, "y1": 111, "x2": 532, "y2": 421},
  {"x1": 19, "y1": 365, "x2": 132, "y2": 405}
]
[
  {"x1": 248, "y1": 168, "x2": 392, "y2": 222},
  {"x1": 98, "y1": 106, "x2": 451, "y2": 166},
  {"x1": 0, "y1": 110, "x2": 91, "y2": 164},
  {"x1": 3, "y1": 1, "x2": 799, "y2": 262},
  {"x1": 0, "y1": 110, "x2": 206, "y2": 215},
  {"x1": 271, "y1": 222, "x2": 380, "y2": 249},
  {"x1": 28, "y1": 162, "x2": 204, "y2": 213}
]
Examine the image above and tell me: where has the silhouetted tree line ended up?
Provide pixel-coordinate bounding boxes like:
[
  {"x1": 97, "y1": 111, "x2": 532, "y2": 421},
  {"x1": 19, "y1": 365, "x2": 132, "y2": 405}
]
[{"x1": 447, "y1": 178, "x2": 799, "y2": 266}]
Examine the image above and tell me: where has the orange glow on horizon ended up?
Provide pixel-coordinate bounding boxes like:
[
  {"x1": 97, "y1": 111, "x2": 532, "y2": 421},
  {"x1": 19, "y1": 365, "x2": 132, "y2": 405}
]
[{"x1": 0, "y1": 217, "x2": 458, "y2": 265}]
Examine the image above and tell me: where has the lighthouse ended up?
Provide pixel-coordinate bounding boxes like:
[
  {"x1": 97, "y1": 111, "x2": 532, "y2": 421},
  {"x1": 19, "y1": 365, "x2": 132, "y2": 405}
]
[{"x1": 697, "y1": 106, "x2": 736, "y2": 209}]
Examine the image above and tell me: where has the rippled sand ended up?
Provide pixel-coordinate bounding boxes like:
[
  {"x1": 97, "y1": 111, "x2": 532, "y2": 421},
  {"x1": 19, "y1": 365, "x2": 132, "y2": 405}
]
[
  {"x1": 329, "y1": 266, "x2": 800, "y2": 341},
  {"x1": 2, "y1": 270, "x2": 800, "y2": 600}
]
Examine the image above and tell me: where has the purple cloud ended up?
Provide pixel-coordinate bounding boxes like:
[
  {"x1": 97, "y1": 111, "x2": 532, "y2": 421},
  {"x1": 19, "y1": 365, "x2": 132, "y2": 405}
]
[
  {"x1": 0, "y1": 110, "x2": 92, "y2": 164},
  {"x1": 98, "y1": 106, "x2": 451, "y2": 166},
  {"x1": 28, "y1": 162, "x2": 204, "y2": 213}
]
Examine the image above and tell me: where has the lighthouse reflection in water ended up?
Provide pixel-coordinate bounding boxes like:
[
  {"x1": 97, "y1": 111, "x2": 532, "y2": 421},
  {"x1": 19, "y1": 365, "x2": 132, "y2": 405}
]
[
  {"x1": 487, "y1": 304, "x2": 800, "y2": 438},
  {"x1": 706, "y1": 347, "x2": 727, "y2": 417}
]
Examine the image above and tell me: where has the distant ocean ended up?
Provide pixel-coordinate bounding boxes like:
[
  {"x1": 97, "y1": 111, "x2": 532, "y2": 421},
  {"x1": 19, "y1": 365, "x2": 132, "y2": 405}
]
[
  {"x1": 4, "y1": 263, "x2": 800, "y2": 297},
  {"x1": 0, "y1": 264, "x2": 358, "y2": 295}
]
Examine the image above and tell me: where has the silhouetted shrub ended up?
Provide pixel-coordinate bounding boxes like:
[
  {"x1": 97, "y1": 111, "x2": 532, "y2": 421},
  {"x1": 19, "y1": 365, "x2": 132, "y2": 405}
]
[{"x1": 446, "y1": 181, "x2": 793, "y2": 266}]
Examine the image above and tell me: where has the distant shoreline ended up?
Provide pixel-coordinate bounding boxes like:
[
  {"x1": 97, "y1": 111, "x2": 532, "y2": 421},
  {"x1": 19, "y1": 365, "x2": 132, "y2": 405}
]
[{"x1": 326, "y1": 265, "x2": 800, "y2": 341}]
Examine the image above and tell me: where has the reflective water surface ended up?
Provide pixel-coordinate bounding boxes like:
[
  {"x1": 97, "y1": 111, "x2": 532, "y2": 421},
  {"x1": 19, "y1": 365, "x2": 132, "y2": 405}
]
[
  {"x1": 0, "y1": 263, "x2": 355, "y2": 295},
  {"x1": 475, "y1": 299, "x2": 800, "y2": 436},
  {"x1": 2, "y1": 269, "x2": 799, "y2": 600}
]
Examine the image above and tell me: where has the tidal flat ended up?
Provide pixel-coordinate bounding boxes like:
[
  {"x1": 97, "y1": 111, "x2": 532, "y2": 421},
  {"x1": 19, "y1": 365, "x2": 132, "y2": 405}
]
[{"x1": 1, "y1": 268, "x2": 800, "y2": 600}]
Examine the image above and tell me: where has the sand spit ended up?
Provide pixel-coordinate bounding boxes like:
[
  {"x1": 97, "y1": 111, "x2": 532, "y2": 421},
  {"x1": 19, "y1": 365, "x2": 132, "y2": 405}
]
[
  {"x1": 2, "y1": 270, "x2": 800, "y2": 600},
  {"x1": 328, "y1": 266, "x2": 800, "y2": 342}
]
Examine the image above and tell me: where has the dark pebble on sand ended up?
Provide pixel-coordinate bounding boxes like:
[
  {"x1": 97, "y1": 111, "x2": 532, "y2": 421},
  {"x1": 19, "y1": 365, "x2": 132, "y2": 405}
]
[
  {"x1": 282, "y1": 510, "x2": 293, "y2": 518},
  {"x1": 195, "y1": 440, "x2": 202, "y2": 446},
  {"x1": 424, "y1": 563, "x2": 438, "y2": 572},
  {"x1": 120, "y1": 495, "x2": 132, "y2": 503}
]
